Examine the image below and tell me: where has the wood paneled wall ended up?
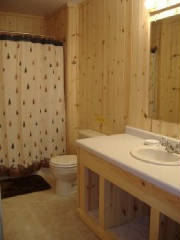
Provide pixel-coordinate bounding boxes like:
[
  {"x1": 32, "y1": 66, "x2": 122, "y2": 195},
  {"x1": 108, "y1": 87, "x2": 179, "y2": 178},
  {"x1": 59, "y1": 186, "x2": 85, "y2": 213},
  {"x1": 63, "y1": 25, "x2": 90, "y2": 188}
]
[
  {"x1": 79, "y1": 0, "x2": 180, "y2": 139},
  {"x1": 78, "y1": 0, "x2": 131, "y2": 134},
  {"x1": 65, "y1": 5, "x2": 79, "y2": 153},
  {"x1": 128, "y1": 0, "x2": 152, "y2": 132},
  {"x1": 0, "y1": 12, "x2": 45, "y2": 35},
  {"x1": 128, "y1": 0, "x2": 180, "y2": 139},
  {"x1": 46, "y1": 4, "x2": 79, "y2": 153},
  {"x1": 45, "y1": 6, "x2": 68, "y2": 41}
]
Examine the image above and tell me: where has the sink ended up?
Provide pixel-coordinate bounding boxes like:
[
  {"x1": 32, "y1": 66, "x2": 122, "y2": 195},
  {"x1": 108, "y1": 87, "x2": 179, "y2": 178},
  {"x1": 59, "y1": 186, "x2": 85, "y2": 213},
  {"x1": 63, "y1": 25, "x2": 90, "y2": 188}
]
[{"x1": 130, "y1": 146, "x2": 180, "y2": 166}]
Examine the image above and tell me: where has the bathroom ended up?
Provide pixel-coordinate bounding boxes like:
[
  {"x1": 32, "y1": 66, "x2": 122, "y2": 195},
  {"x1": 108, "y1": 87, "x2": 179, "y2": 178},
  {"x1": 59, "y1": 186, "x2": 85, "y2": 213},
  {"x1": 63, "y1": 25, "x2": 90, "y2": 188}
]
[{"x1": 0, "y1": 0, "x2": 179, "y2": 239}]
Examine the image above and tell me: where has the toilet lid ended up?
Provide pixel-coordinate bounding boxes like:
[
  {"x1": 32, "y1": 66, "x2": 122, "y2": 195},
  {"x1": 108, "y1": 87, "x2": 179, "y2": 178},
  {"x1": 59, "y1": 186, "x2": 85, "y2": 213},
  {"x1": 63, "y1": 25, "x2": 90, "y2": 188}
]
[{"x1": 50, "y1": 155, "x2": 77, "y2": 168}]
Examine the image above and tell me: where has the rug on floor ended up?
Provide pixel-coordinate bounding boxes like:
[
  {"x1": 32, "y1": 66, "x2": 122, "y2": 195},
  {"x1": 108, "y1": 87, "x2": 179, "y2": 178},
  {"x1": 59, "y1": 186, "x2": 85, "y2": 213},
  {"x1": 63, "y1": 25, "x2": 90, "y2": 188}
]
[{"x1": 0, "y1": 175, "x2": 51, "y2": 199}]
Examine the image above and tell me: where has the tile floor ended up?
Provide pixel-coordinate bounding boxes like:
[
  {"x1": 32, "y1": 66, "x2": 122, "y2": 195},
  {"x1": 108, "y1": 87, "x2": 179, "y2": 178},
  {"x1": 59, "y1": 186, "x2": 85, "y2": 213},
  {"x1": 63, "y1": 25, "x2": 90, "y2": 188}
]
[{"x1": 1, "y1": 169, "x2": 98, "y2": 240}]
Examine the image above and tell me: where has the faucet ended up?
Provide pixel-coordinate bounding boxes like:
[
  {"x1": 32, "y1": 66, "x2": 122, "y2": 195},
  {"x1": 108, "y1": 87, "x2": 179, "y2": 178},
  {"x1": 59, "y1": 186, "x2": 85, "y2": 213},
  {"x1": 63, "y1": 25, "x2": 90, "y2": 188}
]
[{"x1": 160, "y1": 138, "x2": 180, "y2": 154}]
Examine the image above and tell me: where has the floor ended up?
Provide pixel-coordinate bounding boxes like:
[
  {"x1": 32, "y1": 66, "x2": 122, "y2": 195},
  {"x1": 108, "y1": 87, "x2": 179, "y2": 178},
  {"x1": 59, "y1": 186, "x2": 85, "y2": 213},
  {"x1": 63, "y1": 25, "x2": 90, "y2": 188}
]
[{"x1": 2, "y1": 169, "x2": 98, "y2": 240}]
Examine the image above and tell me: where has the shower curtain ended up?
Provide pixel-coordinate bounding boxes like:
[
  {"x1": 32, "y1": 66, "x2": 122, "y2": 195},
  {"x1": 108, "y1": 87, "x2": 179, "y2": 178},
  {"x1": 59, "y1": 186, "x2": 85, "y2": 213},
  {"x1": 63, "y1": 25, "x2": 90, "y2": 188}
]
[{"x1": 0, "y1": 34, "x2": 66, "y2": 177}]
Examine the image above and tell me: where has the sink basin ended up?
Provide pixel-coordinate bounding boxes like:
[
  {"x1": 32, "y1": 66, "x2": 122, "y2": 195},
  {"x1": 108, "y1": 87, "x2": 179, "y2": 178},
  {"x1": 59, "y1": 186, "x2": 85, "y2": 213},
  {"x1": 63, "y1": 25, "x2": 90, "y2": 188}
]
[{"x1": 130, "y1": 146, "x2": 180, "y2": 166}]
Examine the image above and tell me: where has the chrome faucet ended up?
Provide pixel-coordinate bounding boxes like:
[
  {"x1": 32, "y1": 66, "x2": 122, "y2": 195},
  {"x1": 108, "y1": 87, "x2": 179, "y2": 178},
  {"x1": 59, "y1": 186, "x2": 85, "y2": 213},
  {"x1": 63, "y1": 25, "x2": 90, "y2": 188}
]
[{"x1": 160, "y1": 138, "x2": 180, "y2": 154}]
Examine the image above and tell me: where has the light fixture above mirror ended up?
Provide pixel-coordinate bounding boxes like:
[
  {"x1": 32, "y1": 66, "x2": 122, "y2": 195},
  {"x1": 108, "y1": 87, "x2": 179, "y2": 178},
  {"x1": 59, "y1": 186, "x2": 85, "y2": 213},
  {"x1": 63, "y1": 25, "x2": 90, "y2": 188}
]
[
  {"x1": 150, "y1": 6, "x2": 180, "y2": 21},
  {"x1": 145, "y1": 0, "x2": 180, "y2": 22},
  {"x1": 145, "y1": 0, "x2": 180, "y2": 12}
]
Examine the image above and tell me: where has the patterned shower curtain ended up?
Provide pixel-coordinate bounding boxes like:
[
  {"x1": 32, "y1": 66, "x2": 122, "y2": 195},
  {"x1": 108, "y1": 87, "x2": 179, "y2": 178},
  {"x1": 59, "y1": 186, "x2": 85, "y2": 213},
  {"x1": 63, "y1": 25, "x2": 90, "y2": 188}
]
[{"x1": 0, "y1": 34, "x2": 66, "y2": 177}]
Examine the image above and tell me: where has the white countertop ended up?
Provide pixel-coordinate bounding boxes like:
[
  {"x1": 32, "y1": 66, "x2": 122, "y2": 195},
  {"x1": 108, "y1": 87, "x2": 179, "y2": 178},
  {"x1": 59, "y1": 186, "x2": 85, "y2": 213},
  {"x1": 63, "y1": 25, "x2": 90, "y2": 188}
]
[{"x1": 76, "y1": 130, "x2": 180, "y2": 197}]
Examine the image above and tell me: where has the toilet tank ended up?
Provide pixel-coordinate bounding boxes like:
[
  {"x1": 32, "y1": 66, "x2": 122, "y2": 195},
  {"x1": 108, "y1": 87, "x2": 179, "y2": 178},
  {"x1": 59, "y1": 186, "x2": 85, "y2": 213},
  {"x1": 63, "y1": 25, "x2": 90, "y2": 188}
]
[{"x1": 78, "y1": 129, "x2": 105, "y2": 139}]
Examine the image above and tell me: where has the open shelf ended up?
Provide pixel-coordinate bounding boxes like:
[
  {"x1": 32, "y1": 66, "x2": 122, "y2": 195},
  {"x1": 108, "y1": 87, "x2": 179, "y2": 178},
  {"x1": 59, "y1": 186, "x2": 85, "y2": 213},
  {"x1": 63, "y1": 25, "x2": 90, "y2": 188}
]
[
  {"x1": 108, "y1": 216, "x2": 149, "y2": 240},
  {"x1": 78, "y1": 149, "x2": 180, "y2": 240},
  {"x1": 84, "y1": 168, "x2": 99, "y2": 222},
  {"x1": 103, "y1": 180, "x2": 150, "y2": 240},
  {"x1": 159, "y1": 214, "x2": 180, "y2": 240},
  {"x1": 88, "y1": 209, "x2": 99, "y2": 223},
  {"x1": 103, "y1": 180, "x2": 180, "y2": 240}
]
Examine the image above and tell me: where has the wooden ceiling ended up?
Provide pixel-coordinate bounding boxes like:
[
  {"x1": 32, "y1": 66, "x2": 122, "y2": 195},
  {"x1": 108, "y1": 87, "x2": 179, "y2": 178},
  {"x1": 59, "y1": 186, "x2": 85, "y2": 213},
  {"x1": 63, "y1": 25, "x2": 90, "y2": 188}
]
[{"x1": 0, "y1": 0, "x2": 82, "y2": 16}]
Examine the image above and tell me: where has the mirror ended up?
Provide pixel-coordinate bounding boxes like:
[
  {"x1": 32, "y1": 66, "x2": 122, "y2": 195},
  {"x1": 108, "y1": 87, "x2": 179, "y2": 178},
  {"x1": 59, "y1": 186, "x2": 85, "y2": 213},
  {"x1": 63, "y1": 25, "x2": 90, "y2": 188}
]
[{"x1": 149, "y1": 15, "x2": 180, "y2": 123}]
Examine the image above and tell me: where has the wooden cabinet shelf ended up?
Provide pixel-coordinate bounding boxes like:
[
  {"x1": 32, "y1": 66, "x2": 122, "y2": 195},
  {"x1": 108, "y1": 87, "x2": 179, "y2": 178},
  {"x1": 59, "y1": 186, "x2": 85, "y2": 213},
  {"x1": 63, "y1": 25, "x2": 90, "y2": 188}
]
[
  {"x1": 78, "y1": 148, "x2": 180, "y2": 240},
  {"x1": 108, "y1": 216, "x2": 149, "y2": 240}
]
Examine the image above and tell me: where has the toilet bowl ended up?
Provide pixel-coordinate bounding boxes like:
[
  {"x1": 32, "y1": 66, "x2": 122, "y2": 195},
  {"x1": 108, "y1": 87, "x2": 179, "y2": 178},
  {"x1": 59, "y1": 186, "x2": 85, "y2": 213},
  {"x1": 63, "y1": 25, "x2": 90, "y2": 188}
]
[
  {"x1": 50, "y1": 129, "x2": 105, "y2": 196},
  {"x1": 50, "y1": 155, "x2": 77, "y2": 196}
]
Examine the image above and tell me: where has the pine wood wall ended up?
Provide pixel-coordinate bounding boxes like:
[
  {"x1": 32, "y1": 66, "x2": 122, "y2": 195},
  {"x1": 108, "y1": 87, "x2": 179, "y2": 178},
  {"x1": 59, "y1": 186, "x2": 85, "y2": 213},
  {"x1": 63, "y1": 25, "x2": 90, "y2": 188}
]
[
  {"x1": 78, "y1": 0, "x2": 131, "y2": 134},
  {"x1": 79, "y1": 0, "x2": 180, "y2": 139},
  {"x1": 128, "y1": 0, "x2": 180, "y2": 138},
  {"x1": 0, "y1": 12, "x2": 45, "y2": 35},
  {"x1": 45, "y1": 6, "x2": 68, "y2": 41}
]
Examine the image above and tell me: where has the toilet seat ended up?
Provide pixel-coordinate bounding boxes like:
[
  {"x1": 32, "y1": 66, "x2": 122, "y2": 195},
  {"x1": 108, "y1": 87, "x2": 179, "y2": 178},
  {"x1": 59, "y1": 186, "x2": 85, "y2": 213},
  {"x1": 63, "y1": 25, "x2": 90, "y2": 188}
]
[{"x1": 50, "y1": 155, "x2": 77, "y2": 168}]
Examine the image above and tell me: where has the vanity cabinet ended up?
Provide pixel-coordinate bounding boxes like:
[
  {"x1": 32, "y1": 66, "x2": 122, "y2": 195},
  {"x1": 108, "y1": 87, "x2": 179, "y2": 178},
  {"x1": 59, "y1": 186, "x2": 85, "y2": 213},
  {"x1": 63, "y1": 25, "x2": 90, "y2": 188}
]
[{"x1": 77, "y1": 148, "x2": 180, "y2": 240}]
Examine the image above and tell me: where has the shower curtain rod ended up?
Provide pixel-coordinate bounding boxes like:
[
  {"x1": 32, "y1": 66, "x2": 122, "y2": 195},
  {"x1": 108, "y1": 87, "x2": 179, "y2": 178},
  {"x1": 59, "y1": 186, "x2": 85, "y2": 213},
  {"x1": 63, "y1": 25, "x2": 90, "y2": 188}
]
[
  {"x1": 0, "y1": 30, "x2": 64, "y2": 45},
  {"x1": 0, "y1": 31, "x2": 64, "y2": 46},
  {"x1": 0, "y1": 30, "x2": 55, "y2": 40}
]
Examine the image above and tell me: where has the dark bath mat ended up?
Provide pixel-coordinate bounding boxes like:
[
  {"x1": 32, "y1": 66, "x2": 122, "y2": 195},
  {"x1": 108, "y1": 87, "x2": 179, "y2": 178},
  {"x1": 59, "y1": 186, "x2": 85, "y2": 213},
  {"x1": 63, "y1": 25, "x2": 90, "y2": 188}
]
[{"x1": 0, "y1": 175, "x2": 51, "y2": 199}]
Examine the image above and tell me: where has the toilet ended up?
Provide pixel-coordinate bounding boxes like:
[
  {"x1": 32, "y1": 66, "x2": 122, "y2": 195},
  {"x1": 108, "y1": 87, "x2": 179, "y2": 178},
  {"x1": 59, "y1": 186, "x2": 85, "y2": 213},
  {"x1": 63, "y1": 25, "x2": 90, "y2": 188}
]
[{"x1": 50, "y1": 129, "x2": 105, "y2": 196}]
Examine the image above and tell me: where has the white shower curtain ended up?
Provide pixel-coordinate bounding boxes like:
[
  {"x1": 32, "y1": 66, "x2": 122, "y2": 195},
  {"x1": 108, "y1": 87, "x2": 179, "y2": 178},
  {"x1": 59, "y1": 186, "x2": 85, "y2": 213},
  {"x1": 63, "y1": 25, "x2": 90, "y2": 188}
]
[{"x1": 0, "y1": 34, "x2": 66, "y2": 176}]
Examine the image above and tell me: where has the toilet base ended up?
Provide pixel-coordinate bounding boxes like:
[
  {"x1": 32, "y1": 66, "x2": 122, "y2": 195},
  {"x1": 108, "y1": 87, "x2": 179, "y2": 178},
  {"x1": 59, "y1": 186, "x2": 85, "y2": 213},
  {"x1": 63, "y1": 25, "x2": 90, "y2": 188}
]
[{"x1": 55, "y1": 179, "x2": 77, "y2": 196}]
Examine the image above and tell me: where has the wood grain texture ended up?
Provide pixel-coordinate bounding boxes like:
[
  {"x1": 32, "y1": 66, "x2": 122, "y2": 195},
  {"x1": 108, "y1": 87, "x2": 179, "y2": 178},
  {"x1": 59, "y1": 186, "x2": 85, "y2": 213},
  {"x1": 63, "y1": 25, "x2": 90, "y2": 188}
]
[
  {"x1": 78, "y1": 0, "x2": 131, "y2": 134},
  {"x1": 159, "y1": 214, "x2": 180, "y2": 240},
  {"x1": 101, "y1": 180, "x2": 149, "y2": 229},
  {"x1": 78, "y1": 147, "x2": 180, "y2": 240},
  {"x1": 128, "y1": 0, "x2": 180, "y2": 138},
  {"x1": 149, "y1": 208, "x2": 160, "y2": 240},
  {"x1": 45, "y1": 6, "x2": 68, "y2": 41},
  {"x1": 65, "y1": 4, "x2": 79, "y2": 153},
  {"x1": 79, "y1": 148, "x2": 180, "y2": 223},
  {"x1": 79, "y1": 0, "x2": 180, "y2": 139},
  {"x1": 0, "y1": 0, "x2": 81, "y2": 16},
  {"x1": 128, "y1": 0, "x2": 152, "y2": 131},
  {"x1": 0, "y1": 12, "x2": 45, "y2": 35}
]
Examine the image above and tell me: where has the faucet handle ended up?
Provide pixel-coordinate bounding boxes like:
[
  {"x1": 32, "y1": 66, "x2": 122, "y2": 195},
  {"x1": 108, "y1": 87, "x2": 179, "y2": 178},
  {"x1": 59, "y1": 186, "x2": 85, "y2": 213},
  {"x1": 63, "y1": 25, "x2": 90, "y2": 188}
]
[
  {"x1": 175, "y1": 143, "x2": 180, "y2": 154},
  {"x1": 160, "y1": 137, "x2": 167, "y2": 146}
]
